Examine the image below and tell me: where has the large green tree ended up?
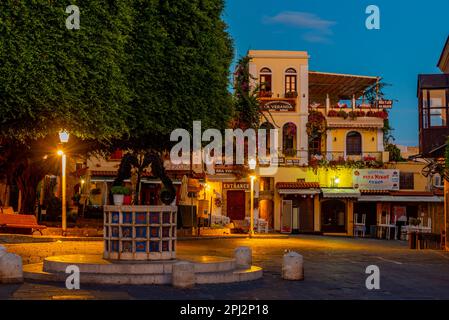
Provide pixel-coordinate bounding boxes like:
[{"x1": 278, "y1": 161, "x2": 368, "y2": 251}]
[
  {"x1": 111, "y1": 0, "x2": 234, "y2": 203},
  {"x1": 0, "y1": 0, "x2": 234, "y2": 211},
  {"x1": 0, "y1": 1, "x2": 133, "y2": 213}
]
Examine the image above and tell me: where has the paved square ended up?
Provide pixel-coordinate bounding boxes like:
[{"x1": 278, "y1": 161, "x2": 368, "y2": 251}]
[{"x1": 2, "y1": 235, "x2": 449, "y2": 299}]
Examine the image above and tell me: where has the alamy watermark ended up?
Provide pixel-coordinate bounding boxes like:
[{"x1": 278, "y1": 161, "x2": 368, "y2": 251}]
[
  {"x1": 66, "y1": 5, "x2": 80, "y2": 30},
  {"x1": 65, "y1": 265, "x2": 80, "y2": 290},
  {"x1": 365, "y1": 265, "x2": 380, "y2": 290},
  {"x1": 365, "y1": 5, "x2": 380, "y2": 30},
  {"x1": 170, "y1": 121, "x2": 280, "y2": 175}
]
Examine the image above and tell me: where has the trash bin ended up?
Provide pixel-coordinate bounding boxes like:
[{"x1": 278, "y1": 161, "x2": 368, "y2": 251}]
[{"x1": 408, "y1": 231, "x2": 417, "y2": 249}]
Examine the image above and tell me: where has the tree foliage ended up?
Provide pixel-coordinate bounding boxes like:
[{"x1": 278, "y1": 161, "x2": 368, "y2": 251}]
[
  {"x1": 0, "y1": 0, "x2": 133, "y2": 142},
  {"x1": 232, "y1": 56, "x2": 260, "y2": 129},
  {"x1": 385, "y1": 143, "x2": 404, "y2": 162},
  {"x1": 118, "y1": 0, "x2": 234, "y2": 151},
  {"x1": 0, "y1": 0, "x2": 234, "y2": 212}
]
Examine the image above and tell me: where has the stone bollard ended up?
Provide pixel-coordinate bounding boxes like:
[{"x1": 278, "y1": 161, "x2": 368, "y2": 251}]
[
  {"x1": 172, "y1": 261, "x2": 195, "y2": 288},
  {"x1": 0, "y1": 245, "x2": 24, "y2": 284},
  {"x1": 282, "y1": 251, "x2": 304, "y2": 281},
  {"x1": 234, "y1": 246, "x2": 252, "y2": 268}
]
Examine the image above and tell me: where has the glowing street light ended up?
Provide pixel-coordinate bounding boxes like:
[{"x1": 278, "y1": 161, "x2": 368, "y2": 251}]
[
  {"x1": 58, "y1": 130, "x2": 69, "y2": 236},
  {"x1": 59, "y1": 130, "x2": 70, "y2": 143},
  {"x1": 248, "y1": 158, "x2": 257, "y2": 238}
]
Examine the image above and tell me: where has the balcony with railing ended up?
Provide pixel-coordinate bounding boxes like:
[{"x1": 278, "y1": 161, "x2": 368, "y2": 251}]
[{"x1": 309, "y1": 151, "x2": 387, "y2": 164}]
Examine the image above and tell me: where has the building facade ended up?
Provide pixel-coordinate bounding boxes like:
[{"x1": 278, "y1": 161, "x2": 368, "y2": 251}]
[{"x1": 65, "y1": 49, "x2": 444, "y2": 238}]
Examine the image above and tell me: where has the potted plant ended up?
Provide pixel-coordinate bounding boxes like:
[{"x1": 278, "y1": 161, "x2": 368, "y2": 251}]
[
  {"x1": 111, "y1": 186, "x2": 131, "y2": 206},
  {"x1": 337, "y1": 110, "x2": 348, "y2": 119},
  {"x1": 285, "y1": 91, "x2": 298, "y2": 98},
  {"x1": 259, "y1": 90, "x2": 273, "y2": 98},
  {"x1": 123, "y1": 191, "x2": 132, "y2": 205},
  {"x1": 327, "y1": 110, "x2": 338, "y2": 117}
]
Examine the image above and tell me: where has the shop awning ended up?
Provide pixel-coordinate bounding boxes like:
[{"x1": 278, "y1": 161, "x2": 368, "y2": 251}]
[
  {"x1": 309, "y1": 71, "x2": 379, "y2": 104},
  {"x1": 278, "y1": 189, "x2": 320, "y2": 195},
  {"x1": 276, "y1": 182, "x2": 320, "y2": 195},
  {"x1": 358, "y1": 195, "x2": 443, "y2": 203},
  {"x1": 321, "y1": 188, "x2": 361, "y2": 199}
]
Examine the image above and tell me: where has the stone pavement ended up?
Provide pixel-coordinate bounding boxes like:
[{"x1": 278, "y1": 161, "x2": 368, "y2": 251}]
[{"x1": 2, "y1": 235, "x2": 449, "y2": 299}]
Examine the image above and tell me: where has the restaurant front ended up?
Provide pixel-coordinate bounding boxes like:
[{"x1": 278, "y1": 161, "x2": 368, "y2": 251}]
[{"x1": 277, "y1": 182, "x2": 320, "y2": 234}]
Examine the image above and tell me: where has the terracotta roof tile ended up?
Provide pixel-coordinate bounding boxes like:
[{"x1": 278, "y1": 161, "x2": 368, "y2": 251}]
[
  {"x1": 360, "y1": 190, "x2": 391, "y2": 195},
  {"x1": 276, "y1": 182, "x2": 320, "y2": 189}
]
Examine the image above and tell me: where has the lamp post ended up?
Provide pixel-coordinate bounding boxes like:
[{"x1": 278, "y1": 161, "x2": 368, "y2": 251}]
[
  {"x1": 58, "y1": 130, "x2": 69, "y2": 236},
  {"x1": 248, "y1": 158, "x2": 257, "y2": 238}
]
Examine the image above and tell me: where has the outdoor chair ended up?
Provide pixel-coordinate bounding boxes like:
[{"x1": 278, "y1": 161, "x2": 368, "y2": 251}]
[
  {"x1": 377, "y1": 213, "x2": 397, "y2": 240},
  {"x1": 353, "y1": 213, "x2": 366, "y2": 237},
  {"x1": 257, "y1": 218, "x2": 269, "y2": 233}
]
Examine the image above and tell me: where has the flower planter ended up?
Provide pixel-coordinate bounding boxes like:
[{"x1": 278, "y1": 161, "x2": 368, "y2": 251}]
[
  {"x1": 123, "y1": 195, "x2": 132, "y2": 205},
  {"x1": 285, "y1": 91, "x2": 298, "y2": 98},
  {"x1": 113, "y1": 194, "x2": 124, "y2": 206}
]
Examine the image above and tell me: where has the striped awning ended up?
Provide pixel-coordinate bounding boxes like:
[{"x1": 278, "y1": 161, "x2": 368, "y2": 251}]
[
  {"x1": 278, "y1": 189, "x2": 320, "y2": 195},
  {"x1": 321, "y1": 188, "x2": 360, "y2": 199},
  {"x1": 276, "y1": 181, "x2": 320, "y2": 195}
]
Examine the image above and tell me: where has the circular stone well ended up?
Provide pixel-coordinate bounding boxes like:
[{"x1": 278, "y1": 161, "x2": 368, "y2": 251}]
[
  {"x1": 103, "y1": 205, "x2": 177, "y2": 261},
  {"x1": 22, "y1": 205, "x2": 263, "y2": 285}
]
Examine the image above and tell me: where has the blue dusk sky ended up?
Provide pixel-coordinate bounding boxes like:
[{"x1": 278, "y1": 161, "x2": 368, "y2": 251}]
[{"x1": 223, "y1": 0, "x2": 449, "y2": 146}]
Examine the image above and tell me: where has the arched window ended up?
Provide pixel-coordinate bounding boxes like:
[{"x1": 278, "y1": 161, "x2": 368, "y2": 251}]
[
  {"x1": 285, "y1": 68, "x2": 297, "y2": 95},
  {"x1": 282, "y1": 122, "x2": 297, "y2": 156},
  {"x1": 259, "y1": 68, "x2": 272, "y2": 95},
  {"x1": 259, "y1": 122, "x2": 275, "y2": 156},
  {"x1": 346, "y1": 131, "x2": 362, "y2": 155}
]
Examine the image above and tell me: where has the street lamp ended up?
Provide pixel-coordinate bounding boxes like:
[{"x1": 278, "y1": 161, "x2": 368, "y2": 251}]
[
  {"x1": 248, "y1": 158, "x2": 257, "y2": 238},
  {"x1": 58, "y1": 130, "x2": 69, "y2": 236}
]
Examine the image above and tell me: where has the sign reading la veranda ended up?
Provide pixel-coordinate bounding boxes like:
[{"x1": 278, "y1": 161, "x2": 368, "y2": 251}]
[
  {"x1": 353, "y1": 169, "x2": 400, "y2": 190},
  {"x1": 260, "y1": 100, "x2": 295, "y2": 112}
]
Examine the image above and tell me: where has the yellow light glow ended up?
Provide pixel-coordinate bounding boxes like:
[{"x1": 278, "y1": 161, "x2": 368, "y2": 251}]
[
  {"x1": 334, "y1": 177, "x2": 340, "y2": 184},
  {"x1": 81, "y1": 179, "x2": 85, "y2": 185},
  {"x1": 250, "y1": 175, "x2": 257, "y2": 181},
  {"x1": 57, "y1": 150, "x2": 64, "y2": 156}
]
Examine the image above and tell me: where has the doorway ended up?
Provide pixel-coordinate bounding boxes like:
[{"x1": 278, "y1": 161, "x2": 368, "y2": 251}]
[
  {"x1": 353, "y1": 202, "x2": 377, "y2": 235},
  {"x1": 281, "y1": 200, "x2": 293, "y2": 233},
  {"x1": 321, "y1": 199, "x2": 346, "y2": 233},
  {"x1": 259, "y1": 199, "x2": 274, "y2": 229},
  {"x1": 226, "y1": 190, "x2": 246, "y2": 221}
]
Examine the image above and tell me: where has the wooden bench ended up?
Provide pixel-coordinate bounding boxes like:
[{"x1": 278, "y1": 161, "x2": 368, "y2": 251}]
[
  {"x1": 0, "y1": 213, "x2": 47, "y2": 235},
  {"x1": 0, "y1": 207, "x2": 15, "y2": 215}
]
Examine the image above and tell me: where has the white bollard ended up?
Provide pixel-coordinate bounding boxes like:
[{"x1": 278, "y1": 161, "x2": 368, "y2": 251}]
[
  {"x1": 172, "y1": 261, "x2": 195, "y2": 288},
  {"x1": 282, "y1": 251, "x2": 304, "y2": 281},
  {"x1": 0, "y1": 245, "x2": 23, "y2": 284},
  {"x1": 234, "y1": 246, "x2": 252, "y2": 268}
]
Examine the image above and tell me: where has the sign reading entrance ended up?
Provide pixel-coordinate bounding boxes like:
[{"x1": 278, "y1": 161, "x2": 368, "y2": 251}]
[
  {"x1": 353, "y1": 169, "x2": 399, "y2": 190},
  {"x1": 260, "y1": 100, "x2": 295, "y2": 112},
  {"x1": 223, "y1": 182, "x2": 250, "y2": 190}
]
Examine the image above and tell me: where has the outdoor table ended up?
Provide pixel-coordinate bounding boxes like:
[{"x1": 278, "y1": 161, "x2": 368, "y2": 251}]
[{"x1": 403, "y1": 225, "x2": 432, "y2": 240}]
